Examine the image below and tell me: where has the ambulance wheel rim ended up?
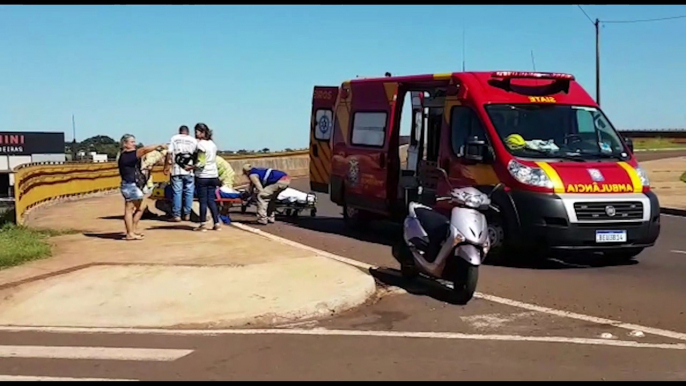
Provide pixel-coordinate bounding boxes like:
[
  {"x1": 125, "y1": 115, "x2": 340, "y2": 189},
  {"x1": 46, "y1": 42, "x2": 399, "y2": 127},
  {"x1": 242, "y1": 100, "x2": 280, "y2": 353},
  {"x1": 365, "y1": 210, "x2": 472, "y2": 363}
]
[{"x1": 488, "y1": 224, "x2": 504, "y2": 248}]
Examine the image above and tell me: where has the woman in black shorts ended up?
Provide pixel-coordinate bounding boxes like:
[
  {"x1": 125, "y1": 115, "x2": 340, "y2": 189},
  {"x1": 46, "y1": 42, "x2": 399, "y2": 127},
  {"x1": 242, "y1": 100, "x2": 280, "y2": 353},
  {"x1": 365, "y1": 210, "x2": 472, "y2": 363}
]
[{"x1": 118, "y1": 134, "x2": 166, "y2": 240}]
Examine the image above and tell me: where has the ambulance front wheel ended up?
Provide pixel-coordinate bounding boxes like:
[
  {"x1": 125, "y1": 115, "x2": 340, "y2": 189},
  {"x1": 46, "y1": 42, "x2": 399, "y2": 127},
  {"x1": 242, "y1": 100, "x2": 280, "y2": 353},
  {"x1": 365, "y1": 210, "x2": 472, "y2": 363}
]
[{"x1": 604, "y1": 247, "x2": 644, "y2": 262}]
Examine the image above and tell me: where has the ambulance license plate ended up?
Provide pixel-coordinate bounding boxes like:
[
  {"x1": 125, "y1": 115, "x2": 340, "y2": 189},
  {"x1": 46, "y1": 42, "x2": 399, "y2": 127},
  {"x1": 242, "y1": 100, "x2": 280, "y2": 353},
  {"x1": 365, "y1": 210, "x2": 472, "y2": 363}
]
[{"x1": 595, "y1": 230, "x2": 627, "y2": 243}]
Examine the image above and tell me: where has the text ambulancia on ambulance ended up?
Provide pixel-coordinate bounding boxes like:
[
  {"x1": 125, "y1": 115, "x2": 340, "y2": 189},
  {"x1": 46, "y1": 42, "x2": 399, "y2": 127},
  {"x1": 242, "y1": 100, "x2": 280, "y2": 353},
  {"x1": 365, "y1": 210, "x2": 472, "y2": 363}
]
[{"x1": 307, "y1": 71, "x2": 660, "y2": 262}]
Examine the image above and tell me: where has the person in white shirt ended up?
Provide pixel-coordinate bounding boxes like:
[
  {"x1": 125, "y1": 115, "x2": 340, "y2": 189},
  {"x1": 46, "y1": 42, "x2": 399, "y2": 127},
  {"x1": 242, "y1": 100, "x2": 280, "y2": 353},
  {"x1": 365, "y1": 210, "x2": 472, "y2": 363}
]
[
  {"x1": 184, "y1": 123, "x2": 221, "y2": 232},
  {"x1": 164, "y1": 125, "x2": 198, "y2": 222}
]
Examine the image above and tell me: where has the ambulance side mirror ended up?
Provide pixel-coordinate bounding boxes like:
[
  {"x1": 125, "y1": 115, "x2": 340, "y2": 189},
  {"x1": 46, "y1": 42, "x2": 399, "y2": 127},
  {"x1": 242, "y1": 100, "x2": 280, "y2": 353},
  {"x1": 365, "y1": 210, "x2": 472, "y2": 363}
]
[{"x1": 464, "y1": 138, "x2": 488, "y2": 163}]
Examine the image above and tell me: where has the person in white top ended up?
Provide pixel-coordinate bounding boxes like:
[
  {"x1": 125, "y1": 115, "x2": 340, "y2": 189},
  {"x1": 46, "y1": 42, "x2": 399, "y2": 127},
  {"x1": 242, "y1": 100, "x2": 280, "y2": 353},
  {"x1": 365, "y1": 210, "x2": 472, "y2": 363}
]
[
  {"x1": 184, "y1": 123, "x2": 221, "y2": 232},
  {"x1": 164, "y1": 125, "x2": 198, "y2": 222}
]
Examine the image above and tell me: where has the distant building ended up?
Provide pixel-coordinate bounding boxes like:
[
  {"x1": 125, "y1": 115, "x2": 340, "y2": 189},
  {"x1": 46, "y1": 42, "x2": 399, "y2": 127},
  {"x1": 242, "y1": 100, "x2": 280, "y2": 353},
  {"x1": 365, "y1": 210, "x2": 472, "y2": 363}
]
[{"x1": 0, "y1": 131, "x2": 65, "y2": 199}]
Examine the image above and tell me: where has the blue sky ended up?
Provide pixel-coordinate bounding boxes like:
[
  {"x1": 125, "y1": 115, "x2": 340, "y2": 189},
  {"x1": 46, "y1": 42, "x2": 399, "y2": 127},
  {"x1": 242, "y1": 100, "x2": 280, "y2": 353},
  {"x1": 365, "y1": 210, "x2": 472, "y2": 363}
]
[{"x1": 1, "y1": 5, "x2": 685, "y2": 151}]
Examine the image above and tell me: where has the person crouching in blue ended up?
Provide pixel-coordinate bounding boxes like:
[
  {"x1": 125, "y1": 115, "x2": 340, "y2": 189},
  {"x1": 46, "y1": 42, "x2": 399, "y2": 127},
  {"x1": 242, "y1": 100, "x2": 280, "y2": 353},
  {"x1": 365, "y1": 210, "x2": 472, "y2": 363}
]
[{"x1": 242, "y1": 163, "x2": 290, "y2": 225}]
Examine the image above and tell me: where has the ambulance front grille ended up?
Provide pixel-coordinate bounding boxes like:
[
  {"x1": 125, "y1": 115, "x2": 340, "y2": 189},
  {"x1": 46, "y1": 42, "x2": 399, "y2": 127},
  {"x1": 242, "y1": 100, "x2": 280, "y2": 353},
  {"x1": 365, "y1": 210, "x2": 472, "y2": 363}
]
[{"x1": 573, "y1": 201, "x2": 643, "y2": 221}]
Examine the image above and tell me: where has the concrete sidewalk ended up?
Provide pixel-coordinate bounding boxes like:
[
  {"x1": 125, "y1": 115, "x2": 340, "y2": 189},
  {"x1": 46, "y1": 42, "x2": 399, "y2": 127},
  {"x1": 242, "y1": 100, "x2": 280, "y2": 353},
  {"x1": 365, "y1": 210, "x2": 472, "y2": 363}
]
[
  {"x1": 642, "y1": 156, "x2": 686, "y2": 210},
  {"x1": 0, "y1": 195, "x2": 377, "y2": 328}
]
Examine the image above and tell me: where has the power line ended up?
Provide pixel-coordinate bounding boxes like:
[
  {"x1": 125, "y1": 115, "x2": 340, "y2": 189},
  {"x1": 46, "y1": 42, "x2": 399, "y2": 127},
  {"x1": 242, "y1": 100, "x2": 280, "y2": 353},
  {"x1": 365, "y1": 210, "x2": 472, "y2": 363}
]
[
  {"x1": 576, "y1": 5, "x2": 686, "y2": 25},
  {"x1": 603, "y1": 14, "x2": 686, "y2": 24},
  {"x1": 577, "y1": 5, "x2": 594, "y2": 24}
]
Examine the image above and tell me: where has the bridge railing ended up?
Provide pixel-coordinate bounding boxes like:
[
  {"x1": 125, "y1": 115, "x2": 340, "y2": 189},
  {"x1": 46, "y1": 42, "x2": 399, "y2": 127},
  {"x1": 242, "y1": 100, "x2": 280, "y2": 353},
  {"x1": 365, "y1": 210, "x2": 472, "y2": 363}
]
[{"x1": 12, "y1": 150, "x2": 310, "y2": 225}]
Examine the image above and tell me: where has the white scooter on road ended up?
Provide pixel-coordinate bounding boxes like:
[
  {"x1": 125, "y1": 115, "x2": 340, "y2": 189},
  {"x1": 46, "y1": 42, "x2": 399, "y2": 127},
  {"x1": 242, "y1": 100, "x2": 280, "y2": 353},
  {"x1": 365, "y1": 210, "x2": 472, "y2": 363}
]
[{"x1": 393, "y1": 169, "x2": 503, "y2": 304}]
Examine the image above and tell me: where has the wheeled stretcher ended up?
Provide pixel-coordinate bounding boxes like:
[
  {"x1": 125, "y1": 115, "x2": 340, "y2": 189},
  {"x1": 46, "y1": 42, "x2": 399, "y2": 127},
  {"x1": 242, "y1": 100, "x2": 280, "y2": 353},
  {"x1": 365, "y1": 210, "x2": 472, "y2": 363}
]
[
  {"x1": 149, "y1": 183, "x2": 317, "y2": 218},
  {"x1": 149, "y1": 183, "x2": 245, "y2": 217},
  {"x1": 239, "y1": 187, "x2": 318, "y2": 218}
]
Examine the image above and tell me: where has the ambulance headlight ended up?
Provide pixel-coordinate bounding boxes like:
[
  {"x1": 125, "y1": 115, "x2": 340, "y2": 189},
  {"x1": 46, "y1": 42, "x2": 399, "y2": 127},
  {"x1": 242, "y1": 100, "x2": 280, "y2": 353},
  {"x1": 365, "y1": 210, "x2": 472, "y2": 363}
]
[
  {"x1": 635, "y1": 166, "x2": 650, "y2": 187},
  {"x1": 507, "y1": 159, "x2": 554, "y2": 189}
]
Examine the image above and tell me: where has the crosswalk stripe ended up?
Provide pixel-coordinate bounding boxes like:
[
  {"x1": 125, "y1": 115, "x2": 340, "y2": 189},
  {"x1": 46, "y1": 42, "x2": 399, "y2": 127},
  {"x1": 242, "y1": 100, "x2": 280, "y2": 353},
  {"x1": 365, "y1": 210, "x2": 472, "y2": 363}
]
[
  {"x1": 0, "y1": 375, "x2": 137, "y2": 381},
  {"x1": 0, "y1": 345, "x2": 193, "y2": 361}
]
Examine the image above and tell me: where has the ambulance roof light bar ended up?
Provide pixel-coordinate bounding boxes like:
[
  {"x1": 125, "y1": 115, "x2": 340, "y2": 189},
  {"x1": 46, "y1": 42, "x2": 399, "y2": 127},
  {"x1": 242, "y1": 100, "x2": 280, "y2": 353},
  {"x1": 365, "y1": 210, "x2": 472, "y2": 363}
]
[{"x1": 491, "y1": 71, "x2": 575, "y2": 80}]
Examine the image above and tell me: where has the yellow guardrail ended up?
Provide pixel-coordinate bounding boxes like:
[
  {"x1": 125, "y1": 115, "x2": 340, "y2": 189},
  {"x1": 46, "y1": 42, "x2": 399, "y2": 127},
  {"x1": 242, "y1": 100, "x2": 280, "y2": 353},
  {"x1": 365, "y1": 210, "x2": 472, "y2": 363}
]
[
  {"x1": 220, "y1": 149, "x2": 308, "y2": 160},
  {"x1": 12, "y1": 151, "x2": 310, "y2": 224}
]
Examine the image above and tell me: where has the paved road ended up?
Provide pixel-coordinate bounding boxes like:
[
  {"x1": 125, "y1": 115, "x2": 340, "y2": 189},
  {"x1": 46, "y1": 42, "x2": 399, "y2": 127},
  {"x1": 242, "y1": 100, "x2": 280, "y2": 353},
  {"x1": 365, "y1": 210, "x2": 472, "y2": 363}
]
[
  {"x1": 0, "y1": 326, "x2": 684, "y2": 381},
  {"x1": 2, "y1": 150, "x2": 686, "y2": 381}
]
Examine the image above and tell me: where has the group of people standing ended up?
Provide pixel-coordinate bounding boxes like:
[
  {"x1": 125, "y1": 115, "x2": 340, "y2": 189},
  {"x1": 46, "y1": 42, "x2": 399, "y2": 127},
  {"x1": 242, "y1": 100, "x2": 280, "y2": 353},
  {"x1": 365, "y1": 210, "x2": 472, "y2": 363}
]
[
  {"x1": 116, "y1": 123, "x2": 290, "y2": 240},
  {"x1": 164, "y1": 123, "x2": 223, "y2": 231}
]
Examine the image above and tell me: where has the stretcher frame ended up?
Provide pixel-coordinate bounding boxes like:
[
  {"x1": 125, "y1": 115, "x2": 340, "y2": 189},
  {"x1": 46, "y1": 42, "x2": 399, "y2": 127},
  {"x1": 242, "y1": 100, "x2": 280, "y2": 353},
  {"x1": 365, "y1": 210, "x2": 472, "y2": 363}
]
[{"x1": 239, "y1": 189, "x2": 318, "y2": 218}]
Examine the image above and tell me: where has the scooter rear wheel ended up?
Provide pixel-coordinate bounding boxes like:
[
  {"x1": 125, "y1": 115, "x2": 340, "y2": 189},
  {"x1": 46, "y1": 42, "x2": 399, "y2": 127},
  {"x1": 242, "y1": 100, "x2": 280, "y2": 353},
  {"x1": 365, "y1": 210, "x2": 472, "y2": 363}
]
[{"x1": 450, "y1": 260, "x2": 479, "y2": 304}]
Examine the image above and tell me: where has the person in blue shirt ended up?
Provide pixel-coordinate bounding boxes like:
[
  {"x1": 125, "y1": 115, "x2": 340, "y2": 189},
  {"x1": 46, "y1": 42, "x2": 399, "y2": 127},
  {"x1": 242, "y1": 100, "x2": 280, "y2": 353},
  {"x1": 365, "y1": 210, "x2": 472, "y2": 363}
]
[{"x1": 242, "y1": 163, "x2": 290, "y2": 225}]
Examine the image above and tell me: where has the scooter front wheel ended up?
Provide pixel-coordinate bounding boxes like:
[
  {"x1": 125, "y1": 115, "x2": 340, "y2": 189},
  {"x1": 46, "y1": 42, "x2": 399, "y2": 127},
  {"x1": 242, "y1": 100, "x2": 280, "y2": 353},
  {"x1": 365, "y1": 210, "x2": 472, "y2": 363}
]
[{"x1": 450, "y1": 260, "x2": 479, "y2": 304}]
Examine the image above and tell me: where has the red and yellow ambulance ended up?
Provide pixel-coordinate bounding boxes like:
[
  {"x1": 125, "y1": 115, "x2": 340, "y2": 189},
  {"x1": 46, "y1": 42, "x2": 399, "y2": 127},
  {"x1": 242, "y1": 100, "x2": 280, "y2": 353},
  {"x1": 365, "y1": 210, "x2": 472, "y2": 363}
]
[{"x1": 308, "y1": 71, "x2": 660, "y2": 260}]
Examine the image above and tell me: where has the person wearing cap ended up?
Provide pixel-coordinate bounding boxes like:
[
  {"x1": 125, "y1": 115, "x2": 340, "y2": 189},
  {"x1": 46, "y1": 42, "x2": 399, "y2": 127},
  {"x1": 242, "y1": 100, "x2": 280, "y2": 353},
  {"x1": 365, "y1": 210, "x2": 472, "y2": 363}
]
[{"x1": 242, "y1": 163, "x2": 290, "y2": 225}]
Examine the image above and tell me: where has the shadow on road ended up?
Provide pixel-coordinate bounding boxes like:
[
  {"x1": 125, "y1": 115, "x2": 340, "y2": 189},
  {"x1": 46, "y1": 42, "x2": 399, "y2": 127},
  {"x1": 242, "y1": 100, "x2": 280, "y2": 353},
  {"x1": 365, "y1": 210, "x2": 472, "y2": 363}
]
[
  {"x1": 146, "y1": 224, "x2": 196, "y2": 231},
  {"x1": 369, "y1": 267, "x2": 471, "y2": 305},
  {"x1": 276, "y1": 215, "x2": 401, "y2": 247},
  {"x1": 490, "y1": 253, "x2": 640, "y2": 270},
  {"x1": 99, "y1": 215, "x2": 123, "y2": 220},
  {"x1": 99, "y1": 211, "x2": 163, "y2": 221},
  {"x1": 82, "y1": 232, "x2": 125, "y2": 240},
  {"x1": 278, "y1": 214, "x2": 640, "y2": 270}
]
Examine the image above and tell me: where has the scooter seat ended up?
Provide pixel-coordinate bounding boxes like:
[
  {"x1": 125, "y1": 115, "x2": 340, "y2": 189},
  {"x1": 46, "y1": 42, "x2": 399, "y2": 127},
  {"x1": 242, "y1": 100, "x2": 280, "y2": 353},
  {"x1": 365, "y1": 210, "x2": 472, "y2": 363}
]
[{"x1": 414, "y1": 208, "x2": 450, "y2": 262}]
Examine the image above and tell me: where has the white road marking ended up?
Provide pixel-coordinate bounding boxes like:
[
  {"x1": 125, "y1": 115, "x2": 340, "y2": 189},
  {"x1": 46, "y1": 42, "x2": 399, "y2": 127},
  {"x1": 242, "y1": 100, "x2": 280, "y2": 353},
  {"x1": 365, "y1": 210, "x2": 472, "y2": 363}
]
[
  {"x1": 473, "y1": 292, "x2": 686, "y2": 342},
  {"x1": 630, "y1": 330, "x2": 646, "y2": 338},
  {"x1": 460, "y1": 312, "x2": 536, "y2": 330},
  {"x1": 0, "y1": 375, "x2": 137, "y2": 381},
  {"x1": 0, "y1": 345, "x2": 193, "y2": 361},
  {"x1": 670, "y1": 250, "x2": 686, "y2": 254},
  {"x1": 0, "y1": 327, "x2": 681, "y2": 350},
  {"x1": 231, "y1": 220, "x2": 686, "y2": 343}
]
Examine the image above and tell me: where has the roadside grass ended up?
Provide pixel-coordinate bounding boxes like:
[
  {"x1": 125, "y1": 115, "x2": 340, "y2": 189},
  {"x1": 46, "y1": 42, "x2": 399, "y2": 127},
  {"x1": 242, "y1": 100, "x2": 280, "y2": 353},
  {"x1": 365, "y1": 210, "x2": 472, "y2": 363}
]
[
  {"x1": 633, "y1": 138, "x2": 686, "y2": 150},
  {"x1": 0, "y1": 212, "x2": 78, "y2": 269}
]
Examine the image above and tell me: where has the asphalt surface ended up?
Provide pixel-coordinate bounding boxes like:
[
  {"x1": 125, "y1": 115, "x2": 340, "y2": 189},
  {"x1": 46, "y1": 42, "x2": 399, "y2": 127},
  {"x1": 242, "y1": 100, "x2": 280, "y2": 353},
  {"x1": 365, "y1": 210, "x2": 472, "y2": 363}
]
[{"x1": 2, "y1": 150, "x2": 686, "y2": 381}]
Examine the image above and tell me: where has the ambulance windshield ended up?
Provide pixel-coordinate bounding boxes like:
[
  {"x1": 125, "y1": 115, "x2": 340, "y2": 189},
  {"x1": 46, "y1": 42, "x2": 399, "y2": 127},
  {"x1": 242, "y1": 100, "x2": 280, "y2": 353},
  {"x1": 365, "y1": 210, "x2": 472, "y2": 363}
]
[{"x1": 484, "y1": 104, "x2": 629, "y2": 161}]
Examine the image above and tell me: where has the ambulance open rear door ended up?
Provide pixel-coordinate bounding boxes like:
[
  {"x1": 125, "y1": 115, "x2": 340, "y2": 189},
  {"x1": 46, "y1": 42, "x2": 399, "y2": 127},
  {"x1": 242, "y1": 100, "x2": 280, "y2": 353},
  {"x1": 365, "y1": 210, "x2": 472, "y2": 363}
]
[{"x1": 309, "y1": 86, "x2": 339, "y2": 193}]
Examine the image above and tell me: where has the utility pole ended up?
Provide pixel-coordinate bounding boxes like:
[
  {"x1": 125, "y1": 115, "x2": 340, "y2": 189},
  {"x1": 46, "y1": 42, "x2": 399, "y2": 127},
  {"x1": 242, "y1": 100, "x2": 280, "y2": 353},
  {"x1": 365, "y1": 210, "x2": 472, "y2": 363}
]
[
  {"x1": 71, "y1": 114, "x2": 77, "y2": 162},
  {"x1": 462, "y1": 27, "x2": 466, "y2": 72},
  {"x1": 530, "y1": 50, "x2": 536, "y2": 72},
  {"x1": 595, "y1": 18, "x2": 600, "y2": 106}
]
